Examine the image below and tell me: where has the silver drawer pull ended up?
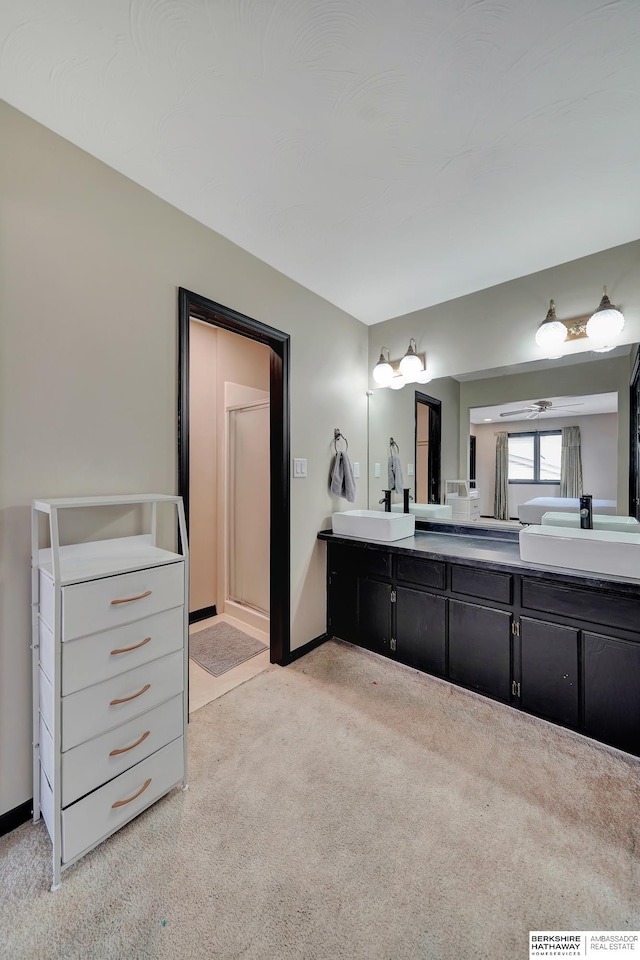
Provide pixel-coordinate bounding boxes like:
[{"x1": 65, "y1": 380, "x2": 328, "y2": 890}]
[
  {"x1": 109, "y1": 683, "x2": 150, "y2": 706},
  {"x1": 109, "y1": 730, "x2": 151, "y2": 757},
  {"x1": 111, "y1": 590, "x2": 152, "y2": 606},
  {"x1": 110, "y1": 636, "x2": 151, "y2": 656},
  {"x1": 111, "y1": 778, "x2": 152, "y2": 809}
]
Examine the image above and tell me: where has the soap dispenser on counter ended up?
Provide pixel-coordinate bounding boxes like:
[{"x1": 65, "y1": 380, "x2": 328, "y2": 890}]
[{"x1": 579, "y1": 494, "x2": 593, "y2": 529}]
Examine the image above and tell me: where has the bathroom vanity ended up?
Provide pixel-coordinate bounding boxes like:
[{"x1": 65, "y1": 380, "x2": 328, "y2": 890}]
[{"x1": 317, "y1": 524, "x2": 640, "y2": 758}]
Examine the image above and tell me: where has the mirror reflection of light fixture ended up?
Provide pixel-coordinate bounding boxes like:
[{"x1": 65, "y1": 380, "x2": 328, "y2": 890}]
[
  {"x1": 399, "y1": 338, "x2": 423, "y2": 379},
  {"x1": 389, "y1": 373, "x2": 406, "y2": 390},
  {"x1": 534, "y1": 300, "x2": 567, "y2": 352},
  {"x1": 585, "y1": 286, "x2": 625, "y2": 352},
  {"x1": 372, "y1": 347, "x2": 394, "y2": 386}
]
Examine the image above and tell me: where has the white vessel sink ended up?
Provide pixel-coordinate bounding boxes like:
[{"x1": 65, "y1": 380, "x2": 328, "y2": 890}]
[
  {"x1": 541, "y1": 512, "x2": 639, "y2": 532},
  {"x1": 391, "y1": 502, "x2": 453, "y2": 519},
  {"x1": 332, "y1": 509, "x2": 415, "y2": 542},
  {"x1": 519, "y1": 525, "x2": 640, "y2": 580}
]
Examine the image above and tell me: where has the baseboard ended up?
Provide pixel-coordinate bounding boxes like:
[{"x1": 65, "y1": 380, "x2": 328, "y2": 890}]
[
  {"x1": 284, "y1": 633, "x2": 329, "y2": 664},
  {"x1": 223, "y1": 600, "x2": 269, "y2": 634},
  {"x1": 189, "y1": 605, "x2": 217, "y2": 624},
  {"x1": 0, "y1": 799, "x2": 32, "y2": 838}
]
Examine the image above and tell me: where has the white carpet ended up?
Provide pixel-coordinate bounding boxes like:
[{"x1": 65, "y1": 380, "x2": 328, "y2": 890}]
[{"x1": 1, "y1": 640, "x2": 638, "y2": 959}]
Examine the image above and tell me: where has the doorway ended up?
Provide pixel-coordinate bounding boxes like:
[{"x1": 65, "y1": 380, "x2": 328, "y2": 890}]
[
  {"x1": 178, "y1": 288, "x2": 290, "y2": 668},
  {"x1": 414, "y1": 392, "x2": 442, "y2": 504},
  {"x1": 227, "y1": 398, "x2": 270, "y2": 618}
]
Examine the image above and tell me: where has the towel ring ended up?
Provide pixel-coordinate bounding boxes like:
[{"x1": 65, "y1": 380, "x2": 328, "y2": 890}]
[
  {"x1": 333, "y1": 429, "x2": 348, "y2": 453},
  {"x1": 389, "y1": 438, "x2": 399, "y2": 454}
]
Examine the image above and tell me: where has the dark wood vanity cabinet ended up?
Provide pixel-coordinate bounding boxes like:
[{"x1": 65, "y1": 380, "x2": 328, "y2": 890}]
[
  {"x1": 323, "y1": 537, "x2": 640, "y2": 759},
  {"x1": 358, "y1": 578, "x2": 393, "y2": 655},
  {"x1": 520, "y1": 618, "x2": 579, "y2": 728},
  {"x1": 448, "y1": 599, "x2": 512, "y2": 703},
  {"x1": 583, "y1": 632, "x2": 640, "y2": 754},
  {"x1": 395, "y1": 587, "x2": 446, "y2": 675}
]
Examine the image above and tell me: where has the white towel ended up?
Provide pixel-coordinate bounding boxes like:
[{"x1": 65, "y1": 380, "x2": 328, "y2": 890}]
[
  {"x1": 388, "y1": 455, "x2": 404, "y2": 494},
  {"x1": 330, "y1": 451, "x2": 356, "y2": 502}
]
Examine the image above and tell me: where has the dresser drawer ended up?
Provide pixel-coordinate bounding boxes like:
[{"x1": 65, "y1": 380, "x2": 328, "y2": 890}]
[
  {"x1": 59, "y1": 606, "x2": 184, "y2": 696},
  {"x1": 61, "y1": 737, "x2": 184, "y2": 863},
  {"x1": 61, "y1": 650, "x2": 183, "y2": 751},
  {"x1": 62, "y1": 562, "x2": 184, "y2": 641},
  {"x1": 61, "y1": 695, "x2": 183, "y2": 806}
]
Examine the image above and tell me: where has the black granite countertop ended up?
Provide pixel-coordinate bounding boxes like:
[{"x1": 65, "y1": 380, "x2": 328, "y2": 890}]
[{"x1": 317, "y1": 528, "x2": 640, "y2": 597}]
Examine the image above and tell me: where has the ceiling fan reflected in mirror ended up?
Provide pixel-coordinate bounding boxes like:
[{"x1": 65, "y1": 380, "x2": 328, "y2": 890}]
[{"x1": 499, "y1": 399, "x2": 585, "y2": 420}]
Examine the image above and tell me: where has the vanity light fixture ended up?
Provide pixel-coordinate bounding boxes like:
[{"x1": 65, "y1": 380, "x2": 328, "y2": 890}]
[
  {"x1": 372, "y1": 347, "x2": 394, "y2": 386},
  {"x1": 585, "y1": 286, "x2": 625, "y2": 352},
  {"x1": 372, "y1": 341, "x2": 427, "y2": 389}
]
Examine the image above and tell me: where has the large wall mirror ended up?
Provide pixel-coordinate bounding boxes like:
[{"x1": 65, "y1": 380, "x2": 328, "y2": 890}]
[{"x1": 368, "y1": 347, "x2": 636, "y2": 531}]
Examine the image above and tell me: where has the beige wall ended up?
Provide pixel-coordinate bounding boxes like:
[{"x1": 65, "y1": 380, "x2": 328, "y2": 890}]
[
  {"x1": 188, "y1": 322, "x2": 270, "y2": 615},
  {"x1": 473, "y1": 413, "x2": 619, "y2": 517},
  {"x1": 0, "y1": 102, "x2": 368, "y2": 816}
]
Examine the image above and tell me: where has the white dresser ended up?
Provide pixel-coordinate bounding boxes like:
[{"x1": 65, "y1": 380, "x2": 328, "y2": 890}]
[
  {"x1": 444, "y1": 480, "x2": 481, "y2": 522},
  {"x1": 31, "y1": 494, "x2": 189, "y2": 890}
]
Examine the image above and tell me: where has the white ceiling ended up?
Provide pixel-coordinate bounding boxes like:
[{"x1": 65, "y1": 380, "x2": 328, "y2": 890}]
[
  {"x1": 1, "y1": 1, "x2": 639, "y2": 324},
  {"x1": 470, "y1": 391, "x2": 618, "y2": 424}
]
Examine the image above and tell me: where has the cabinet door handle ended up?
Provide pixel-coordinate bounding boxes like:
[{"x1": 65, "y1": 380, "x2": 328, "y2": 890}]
[
  {"x1": 111, "y1": 778, "x2": 152, "y2": 809},
  {"x1": 110, "y1": 636, "x2": 151, "y2": 656},
  {"x1": 109, "y1": 730, "x2": 151, "y2": 757},
  {"x1": 110, "y1": 590, "x2": 152, "y2": 606},
  {"x1": 109, "y1": 683, "x2": 150, "y2": 706}
]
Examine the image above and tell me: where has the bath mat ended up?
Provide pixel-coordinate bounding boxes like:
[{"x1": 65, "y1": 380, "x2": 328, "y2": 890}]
[{"x1": 189, "y1": 621, "x2": 268, "y2": 677}]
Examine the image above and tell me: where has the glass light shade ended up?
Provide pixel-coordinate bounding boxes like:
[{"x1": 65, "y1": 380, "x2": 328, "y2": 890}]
[
  {"x1": 535, "y1": 320, "x2": 567, "y2": 350},
  {"x1": 388, "y1": 373, "x2": 405, "y2": 390},
  {"x1": 399, "y1": 339, "x2": 423, "y2": 378},
  {"x1": 535, "y1": 300, "x2": 567, "y2": 350},
  {"x1": 416, "y1": 368, "x2": 432, "y2": 384},
  {"x1": 372, "y1": 360, "x2": 394, "y2": 385},
  {"x1": 585, "y1": 294, "x2": 625, "y2": 349}
]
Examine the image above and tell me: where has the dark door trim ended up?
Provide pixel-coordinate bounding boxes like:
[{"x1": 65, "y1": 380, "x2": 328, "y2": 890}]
[
  {"x1": 414, "y1": 391, "x2": 442, "y2": 504},
  {"x1": 630, "y1": 346, "x2": 640, "y2": 521},
  {"x1": 469, "y1": 435, "x2": 477, "y2": 487},
  {"x1": 178, "y1": 287, "x2": 290, "y2": 665}
]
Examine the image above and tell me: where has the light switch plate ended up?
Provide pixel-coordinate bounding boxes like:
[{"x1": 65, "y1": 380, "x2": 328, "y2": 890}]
[
  {"x1": 407, "y1": 463, "x2": 414, "y2": 476},
  {"x1": 293, "y1": 458, "x2": 307, "y2": 478},
  {"x1": 353, "y1": 462, "x2": 360, "y2": 478},
  {"x1": 374, "y1": 463, "x2": 381, "y2": 478}
]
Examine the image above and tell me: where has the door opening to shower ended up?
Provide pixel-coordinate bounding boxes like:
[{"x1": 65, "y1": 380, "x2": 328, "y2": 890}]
[{"x1": 226, "y1": 397, "x2": 270, "y2": 627}]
